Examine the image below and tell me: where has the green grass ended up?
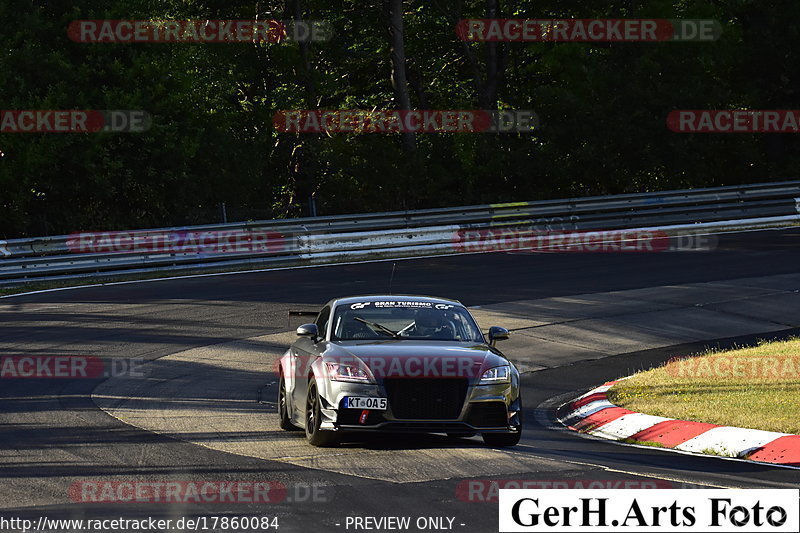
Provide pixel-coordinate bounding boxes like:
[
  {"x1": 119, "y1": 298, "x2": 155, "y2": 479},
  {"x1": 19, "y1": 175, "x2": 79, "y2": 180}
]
[
  {"x1": 621, "y1": 438, "x2": 667, "y2": 448},
  {"x1": 608, "y1": 338, "x2": 800, "y2": 434},
  {"x1": 700, "y1": 447, "x2": 737, "y2": 458}
]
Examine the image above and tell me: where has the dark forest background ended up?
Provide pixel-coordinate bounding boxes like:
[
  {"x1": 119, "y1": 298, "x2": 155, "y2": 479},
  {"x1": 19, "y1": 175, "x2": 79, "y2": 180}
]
[{"x1": 1, "y1": 0, "x2": 799, "y2": 238}]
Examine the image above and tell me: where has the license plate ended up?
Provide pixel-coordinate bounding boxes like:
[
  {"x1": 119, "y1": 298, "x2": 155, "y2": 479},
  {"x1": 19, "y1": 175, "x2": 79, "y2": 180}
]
[{"x1": 343, "y1": 397, "x2": 387, "y2": 410}]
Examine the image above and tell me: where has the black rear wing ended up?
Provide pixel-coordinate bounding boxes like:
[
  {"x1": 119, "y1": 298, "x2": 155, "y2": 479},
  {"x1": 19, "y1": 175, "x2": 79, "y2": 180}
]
[
  {"x1": 288, "y1": 311, "x2": 318, "y2": 318},
  {"x1": 287, "y1": 310, "x2": 318, "y2": 329}
]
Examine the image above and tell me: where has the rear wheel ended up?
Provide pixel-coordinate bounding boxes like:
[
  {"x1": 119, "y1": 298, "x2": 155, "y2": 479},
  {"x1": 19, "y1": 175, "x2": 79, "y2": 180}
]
[
  {"x1": 482, "y1": 430, "x2": 521, "y2": 447},
  {"x1": 278, "y1": 376, "x2": 299, "y2": 431},
  {"x1": 305, "y1": 381, "x2": 339, "y2": 447}
]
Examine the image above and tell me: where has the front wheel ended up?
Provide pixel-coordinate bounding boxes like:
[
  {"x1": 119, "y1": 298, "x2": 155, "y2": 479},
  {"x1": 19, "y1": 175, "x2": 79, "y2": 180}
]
[
  {"x1": 278, "y1": 376, "x2": 299, "y2": 431},
  {"x1": 305, "y1": 381, "x2": 339, "y2": 447},
  {"x1": 482, "y1": 430, "x2": 521, "y2": 447}
]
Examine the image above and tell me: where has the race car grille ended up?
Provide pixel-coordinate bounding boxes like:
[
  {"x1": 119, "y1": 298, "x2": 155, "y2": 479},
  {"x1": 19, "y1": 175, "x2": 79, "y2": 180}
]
[
  {"x1": 465, "y1": 402, "x2": 508, "y2": 427},
  {"x1": 384, "y1": 378, "x2": 468, "y2": 419}
]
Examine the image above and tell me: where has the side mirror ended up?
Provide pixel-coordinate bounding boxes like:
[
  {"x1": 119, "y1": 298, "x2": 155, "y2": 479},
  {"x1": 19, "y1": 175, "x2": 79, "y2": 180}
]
[
  {"x1": 296, "y1": 323, "x2": 319, "y2": 341},
  {"x1": 488, "y1": 326, "x2": 509, "y2": 346}
]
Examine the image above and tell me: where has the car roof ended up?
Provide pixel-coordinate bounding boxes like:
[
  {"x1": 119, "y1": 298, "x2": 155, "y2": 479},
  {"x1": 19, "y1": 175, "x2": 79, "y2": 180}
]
[{"x1": 327, "y1": 295, "x2": 464, "y2": 308}]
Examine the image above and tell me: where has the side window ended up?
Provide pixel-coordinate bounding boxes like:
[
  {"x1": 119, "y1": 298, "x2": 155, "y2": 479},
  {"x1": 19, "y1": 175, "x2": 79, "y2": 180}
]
[{"x1": 315, "y1": 306, "x2": 331, "y2": 339}]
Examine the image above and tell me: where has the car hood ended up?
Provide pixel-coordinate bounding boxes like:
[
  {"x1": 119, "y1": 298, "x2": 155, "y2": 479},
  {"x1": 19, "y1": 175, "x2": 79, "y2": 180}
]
[{"x1": 323, "y1": 341, "x2": 510, "y2": 380}]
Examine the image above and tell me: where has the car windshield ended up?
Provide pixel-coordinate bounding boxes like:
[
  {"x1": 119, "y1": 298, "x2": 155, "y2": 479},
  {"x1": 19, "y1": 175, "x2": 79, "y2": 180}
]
[{"x1": 332, "y1": 302, "x2": 484, "y2": 342}]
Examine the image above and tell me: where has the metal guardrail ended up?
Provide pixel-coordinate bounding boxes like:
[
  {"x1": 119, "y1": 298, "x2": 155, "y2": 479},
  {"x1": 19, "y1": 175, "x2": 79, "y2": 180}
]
[{"x1": 1, "y1": 181, "x2": 799, "y2": 287}]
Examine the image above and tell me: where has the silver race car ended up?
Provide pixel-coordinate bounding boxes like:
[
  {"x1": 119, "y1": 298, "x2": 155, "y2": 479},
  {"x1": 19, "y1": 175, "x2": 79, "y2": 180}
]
[{"x1": 277, "y1": 295, "x2": 521, "y2": 447}]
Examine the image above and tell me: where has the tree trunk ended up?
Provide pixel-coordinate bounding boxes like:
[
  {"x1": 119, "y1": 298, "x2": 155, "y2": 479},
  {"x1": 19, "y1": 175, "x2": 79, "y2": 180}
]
[
  {"x1": 457, "y1": 0, "x2": 507, "y2": 110},
  {"x1": 284, "y1": 0, "x2": 320, "y2": 216},
  {"x1": 481, "y1": 0, "x2": 499, "y2": 109},
  {"x1": 384, "y1": 0, "x2": 416, "y2": 153}
]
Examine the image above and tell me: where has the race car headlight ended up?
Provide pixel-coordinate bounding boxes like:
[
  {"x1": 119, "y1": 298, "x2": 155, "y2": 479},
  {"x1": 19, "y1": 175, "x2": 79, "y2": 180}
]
[
  {"x1": 325, "y1": 362, "x2": 372, "y2": 383},
  {"x1": 479, "y1": 365, "x2": 511, "y2": 385}
]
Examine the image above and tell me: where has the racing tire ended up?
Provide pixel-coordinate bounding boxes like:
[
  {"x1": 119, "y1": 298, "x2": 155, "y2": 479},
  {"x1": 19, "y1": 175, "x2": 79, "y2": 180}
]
[
  {"x1": 305, "y1": 381, "x2": 339, "y2": 447},
  {"x1": 482, "y1": 430, "x2": 521, "y2": 447},
  {"x1": 278, "y1": 376, "x2": 299, "y2": 431}
]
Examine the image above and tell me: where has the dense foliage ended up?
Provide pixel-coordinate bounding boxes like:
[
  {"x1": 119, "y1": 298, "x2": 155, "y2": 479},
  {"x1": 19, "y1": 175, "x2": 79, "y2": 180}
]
[{"x1": 1, "y1": 0, "x2": 798, "y2": 237}]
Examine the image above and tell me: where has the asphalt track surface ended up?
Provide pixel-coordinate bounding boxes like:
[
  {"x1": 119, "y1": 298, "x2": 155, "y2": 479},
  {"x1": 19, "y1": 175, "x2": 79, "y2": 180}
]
[{"x1": 2, "y1": 228, "x2": 800, "y2": 532}]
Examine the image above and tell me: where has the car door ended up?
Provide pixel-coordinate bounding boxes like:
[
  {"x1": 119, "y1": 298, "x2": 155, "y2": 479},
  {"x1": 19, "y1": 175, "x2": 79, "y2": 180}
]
[{"x1": 291, "y1": 305, "x2": 330, "y2": 418}]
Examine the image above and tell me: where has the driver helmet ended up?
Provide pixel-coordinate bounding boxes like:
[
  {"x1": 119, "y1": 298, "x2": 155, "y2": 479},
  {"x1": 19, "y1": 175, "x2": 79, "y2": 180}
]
[{"x1": 415, "y1": 308, "x2": 443, "y2": 332}]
